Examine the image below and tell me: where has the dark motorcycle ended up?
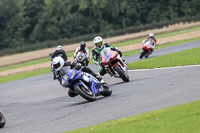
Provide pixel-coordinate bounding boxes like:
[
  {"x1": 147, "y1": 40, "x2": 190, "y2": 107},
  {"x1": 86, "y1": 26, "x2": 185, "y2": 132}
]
[
  {"x1": 75, "y1": 52, "x2": 88, "y2": 66},
  {"x1": 0, "y1": 112, "x2": 6, "y2": 128}
]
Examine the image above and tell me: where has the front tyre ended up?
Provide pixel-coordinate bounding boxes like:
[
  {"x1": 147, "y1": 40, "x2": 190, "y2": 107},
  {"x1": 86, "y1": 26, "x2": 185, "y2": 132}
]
[
  {"x1": 74, "y1": 85, "x2": 96, "y2": 101},
  {"x1": 0, "y1": 112, "x2": 6, "y2": 128},
  {"x1": 114, "y1": 65, "x2": 129, "y2": 82},
  {"x1": 139, "y1": 50, "x2": 147, "y2": 59}
]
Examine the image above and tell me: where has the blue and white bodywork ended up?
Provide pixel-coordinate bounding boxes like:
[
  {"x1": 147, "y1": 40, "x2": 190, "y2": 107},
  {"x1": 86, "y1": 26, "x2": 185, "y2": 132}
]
[{"x1": 60, "y1": 66, "x2": 112, "y2": 101}]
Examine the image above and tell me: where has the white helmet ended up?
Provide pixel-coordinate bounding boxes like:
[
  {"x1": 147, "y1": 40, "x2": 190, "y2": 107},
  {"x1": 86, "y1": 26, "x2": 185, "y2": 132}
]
[
  {"x1": 93, "y1": 36, "x2": 104, "y2": 49},
  {"x1": 149, "y1": 33, "x2": 154, "y2": 38},
  {"x1": 56, "y1": 45, "x2": 63, "y2": 51},
  {"x1": 52, "y1": 56, "x2": 64, "y2": 71}
]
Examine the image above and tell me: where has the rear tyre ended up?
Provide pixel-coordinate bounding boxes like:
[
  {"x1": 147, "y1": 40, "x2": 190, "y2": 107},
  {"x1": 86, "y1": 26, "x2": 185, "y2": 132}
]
[
  {"x1": 0, "y1": 112, "x2": 6, "y2": 128},
  {"x1": 74, "y1": 85, "x2": 96, "y2": 101},
  {"x1": 145, "y1": 54, "x2": 149, "y2": 58},
  {"x1": 114, "y1": 65, "x2": 129, "y2": 82}
]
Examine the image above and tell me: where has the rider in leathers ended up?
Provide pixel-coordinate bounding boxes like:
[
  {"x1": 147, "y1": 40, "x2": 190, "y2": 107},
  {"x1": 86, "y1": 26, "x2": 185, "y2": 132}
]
[
  {"x1": 73, "y1": 41, "x2": 90, "y2": 66},
  {"x1": 142, "y1": 33, "x2": 157, "y2": 53},
  {"x1": 50, "y1": 45, "x2": 68, "y2": 61},
  {"x1": 53, "y1": 57, "x2": 104, "y2": 97},
  {"x1": 92, "y1": 36, "x2": 127, "y2": 76}
]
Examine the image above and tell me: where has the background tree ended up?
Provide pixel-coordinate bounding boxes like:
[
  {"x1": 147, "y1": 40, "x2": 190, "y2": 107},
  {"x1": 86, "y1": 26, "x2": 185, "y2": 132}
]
[{"x1": 0, "y1": 0, "x2": 199, "y2": 55}]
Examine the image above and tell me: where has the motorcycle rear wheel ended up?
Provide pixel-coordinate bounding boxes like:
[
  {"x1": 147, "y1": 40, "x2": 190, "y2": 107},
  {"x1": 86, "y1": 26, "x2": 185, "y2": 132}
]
[
  {"x1": 0, "y1": 112, "x2": 6, "y2": 128},
  {"x1": 114, "y1": 65, "x2": 129, "y2": 82},
  {"x1": 74, "y1": 85, "x2": 96, "y2": 101}
]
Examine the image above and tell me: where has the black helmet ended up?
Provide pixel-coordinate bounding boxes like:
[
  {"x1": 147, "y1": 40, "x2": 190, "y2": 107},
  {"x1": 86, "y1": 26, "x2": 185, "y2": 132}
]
[{"x1": 80, "y1": 41, "x2": 86, "y2": 50}]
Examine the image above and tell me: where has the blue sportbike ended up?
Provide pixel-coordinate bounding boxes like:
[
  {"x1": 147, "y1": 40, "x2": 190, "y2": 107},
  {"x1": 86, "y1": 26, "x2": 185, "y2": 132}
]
[{"x1": 59, "y1": 66, "x2": 112, "y2": 101}]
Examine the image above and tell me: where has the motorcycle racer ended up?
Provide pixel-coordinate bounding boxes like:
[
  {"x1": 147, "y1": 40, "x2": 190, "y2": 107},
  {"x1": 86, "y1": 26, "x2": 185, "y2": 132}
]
[
  {"x1": 92, "y1": 36, "x2": 127, "y2": 76},
  {"x1": 52, "y1": 57, "x2": 104, "y2": 97},
  {"x1": 73, "y1": 41, "x2": 90, "y2": 66},
  {"x1": 50, "y1": 45, "x2": 68, "y2": 61},
  {"x1": 142, "y1": 33, "x2": 157, "y2": 53}
]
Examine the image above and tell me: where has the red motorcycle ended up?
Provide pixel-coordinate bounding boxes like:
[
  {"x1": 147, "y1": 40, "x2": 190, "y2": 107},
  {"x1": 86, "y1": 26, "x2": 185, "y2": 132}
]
[
  {"x1": 139, "y1": 40, "x2": 153, "y2": 59},
  {"x1": 100, "y1": 47, "x2": 129, "y2": 82},
  {"x1": 0, "y1": 112, "x2": 6, "y2": 128}
]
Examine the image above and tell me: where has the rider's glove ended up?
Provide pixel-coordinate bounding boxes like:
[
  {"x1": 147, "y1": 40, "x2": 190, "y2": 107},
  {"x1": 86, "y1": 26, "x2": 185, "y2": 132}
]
[
  {"x1": 110, "y1": 47, "x2": 116, "y2": 51},
  {"x1": 142, "y1": 40, "x2": 146, "y2": 43},
  {"x1": 74, "y1": 63, "x2": 82, "y2": 70},
  {"x1": 98, "y1": 62, "x2": 102, "y2": 66}
]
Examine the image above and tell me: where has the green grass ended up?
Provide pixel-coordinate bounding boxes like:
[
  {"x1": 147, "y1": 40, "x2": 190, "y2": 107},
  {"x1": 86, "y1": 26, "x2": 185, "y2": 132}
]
[
  {"x1": 0, "y1": 58, "x2": 50, "y2": 72},
  {"x1": 0, "y1": 51, "x2": 75, "y2": 72},
  {"x1": 113, "y1": 26, "x2": 200, "y2": 47},
  {"x1": 128, "y1": 47, "x2": 200, "y2": 69},
  {"x1": 65, "y1": 100, "x2": 200, "y2": 133},
  {"x1": 1, "y1": 26, "x2": 200, "y2": 72},
  {"x1": 123, "y1": 37, "x2": 200, "y2": 57},
  {"x1": 0, "y1": 68, "x2": 50, "y2": 84},
  {"x1": 0, "y1": 38, "x2": 199, "y2": 84}
]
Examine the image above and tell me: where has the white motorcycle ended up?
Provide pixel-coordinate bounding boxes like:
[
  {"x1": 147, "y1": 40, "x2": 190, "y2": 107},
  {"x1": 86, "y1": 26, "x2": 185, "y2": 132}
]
[{"x1": 75, "y1": 52, "x2": 89, "y2": 66}]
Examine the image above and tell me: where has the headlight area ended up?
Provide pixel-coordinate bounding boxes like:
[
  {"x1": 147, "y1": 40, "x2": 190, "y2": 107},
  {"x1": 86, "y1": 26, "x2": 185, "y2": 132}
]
[{"x1": 70, "y1": 70, "x2": 76, "y2": 79}]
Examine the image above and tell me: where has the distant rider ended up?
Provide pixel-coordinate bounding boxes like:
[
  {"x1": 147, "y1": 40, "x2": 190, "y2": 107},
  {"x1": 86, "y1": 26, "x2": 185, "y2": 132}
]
[
  {"x1": 92, "y1": 36, "x2": 127, "y2": 76},
  {"x1": 49, "y1": 45, "x2": 68, "y2": 80},
  {"x1": 142, "y1": 33, "x2": 157, "y2": 53},
  {"x1": 73, "y1": 41, "x2": 90, "y2": 66},
  {"x1": 50, "y1": 45, "x2": 68, "y2": 61},
  {"x1": 52, "y1": 56, "x2": 104, "y2": 97}
]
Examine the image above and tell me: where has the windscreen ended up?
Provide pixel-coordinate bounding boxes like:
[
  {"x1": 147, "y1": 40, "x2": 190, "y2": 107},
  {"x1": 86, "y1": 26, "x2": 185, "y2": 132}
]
[
  {"x1": 60, "y1": 66, "x2": 71, "y2": 76},
  {"x1": 100, "y1": 47, "x2": 110, "y2": 57}
]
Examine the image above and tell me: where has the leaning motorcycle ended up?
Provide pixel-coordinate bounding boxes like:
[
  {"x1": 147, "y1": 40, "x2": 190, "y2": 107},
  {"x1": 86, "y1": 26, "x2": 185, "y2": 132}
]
[
  {"x1": 59, "y1": 66, "x2": 112, "y2": 101},
  {"x1": 139, "y1": 40, "x2": 153, "y2": 59},
  {"x1": 0, "y1": 112, "x2": 6, "y2": 128},
  {"x1": 100, "y1": 47, "x2": 129, "y2": 82},
  {"x1": 75, "y1": 52, "x2": 88, "y2": 66}
]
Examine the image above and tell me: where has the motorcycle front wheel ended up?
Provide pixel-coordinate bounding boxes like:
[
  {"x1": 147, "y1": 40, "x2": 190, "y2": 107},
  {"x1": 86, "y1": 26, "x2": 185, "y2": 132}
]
[
  {"x1": 114, "y1": 65, "x2": 129, "y2": 82},
  {"x1": 139, "y1": 50, "x2": 147, "y2": 59},
  {"x1": 74, "y1": 85, "x2": 96, "y2": 101},
  {"x1": 0, "y1": 112, "x2": 6, "y2": 128}
]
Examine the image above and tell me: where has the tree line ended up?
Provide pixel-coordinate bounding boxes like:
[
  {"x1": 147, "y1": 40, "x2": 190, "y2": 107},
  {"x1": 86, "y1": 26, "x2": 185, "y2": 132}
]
[{"x1": 0, "y1": 0, "x2": 200, "y2": 56}]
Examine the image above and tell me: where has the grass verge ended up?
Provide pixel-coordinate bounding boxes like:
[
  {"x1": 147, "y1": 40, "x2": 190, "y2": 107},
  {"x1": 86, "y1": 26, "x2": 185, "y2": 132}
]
[
  {"x1": 127, "y1": 47, "x2": 200, "y2": 69},
  {"x1": 1, "y1": 26, "x2": 200, "y2": 72},
  {"x1": 113, "y1": 26, "x2": 200, "y2": 47},
  {"x1": 123, "y1": 37, "x2": 200, "y2": 57},
  {"x1": 0, "y1": 39, "x2": 199, "y2": 84},
  {"x1": 0, "y1": 68, "x2": 50, "y2": 84},
  {"x1": 65, "y1": 100, "x2": 200, "y2": 133}
]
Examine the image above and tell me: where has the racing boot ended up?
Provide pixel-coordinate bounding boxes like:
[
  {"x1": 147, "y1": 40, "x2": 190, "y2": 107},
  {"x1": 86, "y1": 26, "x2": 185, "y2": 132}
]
[
  {"x1": 95, "y1": 72, "x2": 105, "y2": 84},
  {"x1": 68, "y1": 89, "x2": 78, "y2": 97}
]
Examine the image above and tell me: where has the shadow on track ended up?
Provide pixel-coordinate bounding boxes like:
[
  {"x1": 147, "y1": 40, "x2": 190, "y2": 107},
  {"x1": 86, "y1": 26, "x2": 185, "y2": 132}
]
[{"x1": 68, "y1": 96, "x2": 111, "y2": 107}]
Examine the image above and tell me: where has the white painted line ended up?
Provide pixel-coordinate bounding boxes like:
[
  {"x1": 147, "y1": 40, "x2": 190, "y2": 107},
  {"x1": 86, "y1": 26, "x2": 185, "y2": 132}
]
[{"x1": 128, "y1": 64, "x2": 200, "y2": 72}]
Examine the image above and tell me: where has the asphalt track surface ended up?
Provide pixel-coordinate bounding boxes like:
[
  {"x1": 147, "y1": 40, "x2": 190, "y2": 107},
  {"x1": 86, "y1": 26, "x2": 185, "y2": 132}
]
[{"x1": 0, "y1": 40, "x2": 200, "y2": 133}]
